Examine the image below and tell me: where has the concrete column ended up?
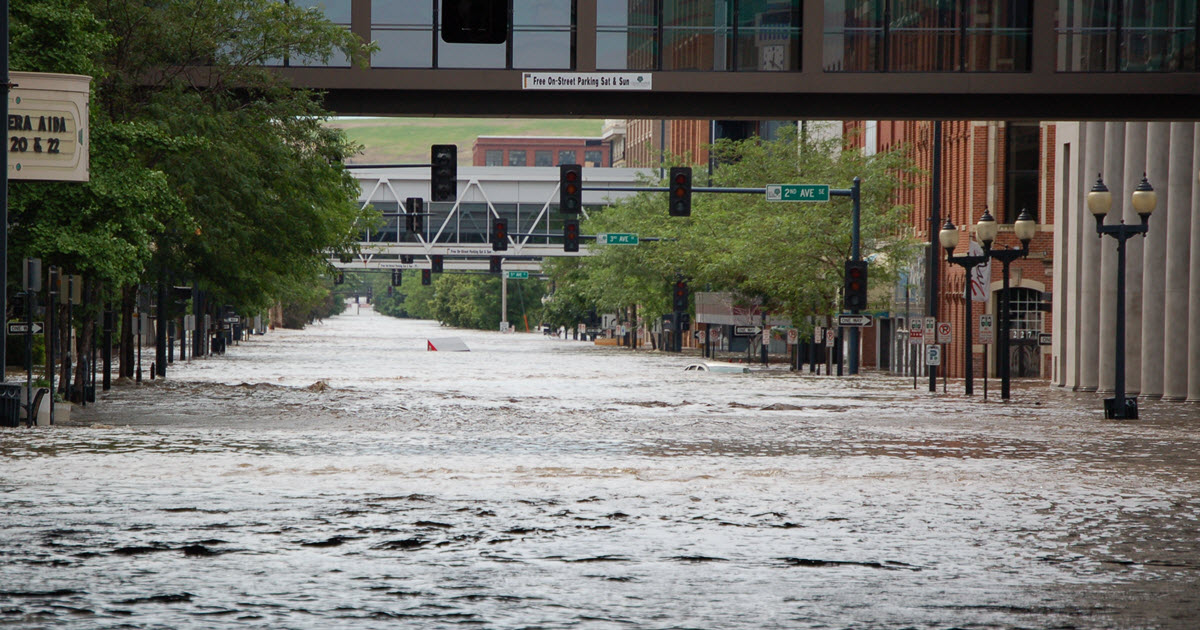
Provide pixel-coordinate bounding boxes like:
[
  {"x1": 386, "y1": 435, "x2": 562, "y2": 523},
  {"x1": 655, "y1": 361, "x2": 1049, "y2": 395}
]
[
  {"x1": 1077, "y1": 121, "x2": 1105, "y2": 391},
  {"x1": 1056, "y1": 123, "x2": 1077, "y2": 388},
  {"x1": 1162, "y1": 123, "x2": 1194, "y2": 401},
  {"x1": 1120, "y1": 122, "x2": 1147, "y2": 395},
  {"x1": 1097, "y1": 122, "x2": 1125, "y2": 394},
  {"x1": 1189, "y1": 123, "x2": 1200, "y2": 402},
  {"x1": 1139, "y1": 122, "x2": 1169, "y2": 398}
]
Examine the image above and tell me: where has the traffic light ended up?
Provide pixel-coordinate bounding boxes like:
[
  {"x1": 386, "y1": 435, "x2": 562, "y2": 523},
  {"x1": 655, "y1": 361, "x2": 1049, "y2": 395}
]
[
  {"x1": 431, "y1": 255, "x2": 444, "y2": 273},
  {"x1": 387, "y1": 285, "x2": 394, "y2": 297},
  {"x1": 560, "y1": 164, "x2": 582, "y2": 214},
  {"x1": 335, "y1": 272, "x2": 345, "y2": 285},
  {"x1": 441, "y1": 0, "x2": 508, "y2": 44},
  {"x1": 492, "y1": 218, "x2": 508, "y2": 251},
  {"x1": 400, "y1": 255, "x2": 414, "y2": 264},
  {"x1": 563, "y1": 218, "x2": 580, "y2": 252},
  {"x1": 431, "y1": 144, "x2": 457, "y2": 202},
  {"x1": 391, "y1": 269, "x2": 402, "y2": 286},
  {"x1": 669, "y1": 166, "x2": 692, "y2": 217},
  {"x1": 844, "y1": 260, "x2": 868, "y2": 311},
  {"x1": 489, "y1": 256, "x2": 502, "y2": 273},
  {"x1": 672, "y1": 279, "x2": 688, "y2": 311},
  {"x1": 421, "y1": 269, "x2": 432, "y2": 285},
  {"x1": 405, "y1": 197, "x2": 424, "y2": 234}
]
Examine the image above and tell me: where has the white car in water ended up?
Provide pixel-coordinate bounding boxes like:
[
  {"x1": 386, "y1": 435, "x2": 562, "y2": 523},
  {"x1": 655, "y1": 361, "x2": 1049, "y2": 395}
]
[{"x1": 683, "y1": 362, "x2": 751, "y2": 374}]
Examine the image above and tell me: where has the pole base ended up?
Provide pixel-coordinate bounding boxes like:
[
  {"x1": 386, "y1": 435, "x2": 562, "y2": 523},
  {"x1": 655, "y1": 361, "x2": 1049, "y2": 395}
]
[{"x1": 1103, "y1": 397, "x2": 1138, "y2": 419}]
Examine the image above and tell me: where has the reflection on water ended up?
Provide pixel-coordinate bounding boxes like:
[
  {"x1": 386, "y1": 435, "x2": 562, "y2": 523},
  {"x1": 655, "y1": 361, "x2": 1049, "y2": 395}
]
[{"x1": 1, "y1": 308, "x2": 1198, "y2": 629}]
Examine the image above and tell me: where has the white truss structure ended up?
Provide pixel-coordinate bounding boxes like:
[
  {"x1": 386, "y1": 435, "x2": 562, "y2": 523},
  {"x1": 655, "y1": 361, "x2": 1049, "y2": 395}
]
[{"x1": 332, "y1": 165, "x2": 652, "y2": 272}]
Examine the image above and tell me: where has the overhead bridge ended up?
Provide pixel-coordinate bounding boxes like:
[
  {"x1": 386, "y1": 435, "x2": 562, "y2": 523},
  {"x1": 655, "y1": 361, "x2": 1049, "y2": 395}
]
[
  {"x1": 272, "y1": 1, "x2": 1198, "y2": 120},
  {"x1": 331, "y1": 166, "x2": 650, "y2": 273}
]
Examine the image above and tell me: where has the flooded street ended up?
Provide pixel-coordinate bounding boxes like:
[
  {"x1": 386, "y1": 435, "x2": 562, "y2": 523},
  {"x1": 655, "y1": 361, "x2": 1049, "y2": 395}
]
[{"x1": 2, "y1": 307, "x2": 1198, "y2": 629}]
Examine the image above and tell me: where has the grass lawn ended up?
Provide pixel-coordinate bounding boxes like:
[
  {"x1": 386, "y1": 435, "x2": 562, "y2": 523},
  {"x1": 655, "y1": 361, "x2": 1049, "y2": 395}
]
[{"x1": 329, "y1": 117, "x2": 606, "y2": 165}]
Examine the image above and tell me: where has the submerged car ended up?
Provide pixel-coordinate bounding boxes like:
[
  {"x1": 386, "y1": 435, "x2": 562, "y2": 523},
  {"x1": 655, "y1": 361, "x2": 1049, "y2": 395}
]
[{"x1": 683, "y1": 362, "x2": 751, "y2": 374}]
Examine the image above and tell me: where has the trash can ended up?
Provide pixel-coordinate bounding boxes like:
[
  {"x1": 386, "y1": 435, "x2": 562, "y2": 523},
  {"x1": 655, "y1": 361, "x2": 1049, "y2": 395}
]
[{"x1": 0, "y1": 384, "x2": 22, "y2": 428}]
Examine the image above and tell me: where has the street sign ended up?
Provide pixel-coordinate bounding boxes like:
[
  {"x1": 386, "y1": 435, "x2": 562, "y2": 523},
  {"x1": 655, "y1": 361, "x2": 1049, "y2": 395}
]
[
  {"x1": 596, "y1": 233, "x2": 639, "y2": 245},
  {"x1": 923, "y1": 316, "x2": 936, "y2": 339},
  {"x1": 979, "y1": 314, "x2": 995, "y2": 344},
  {"x1": 825, "y1": 328, "x2": 835, "y2": 348},
  {"x1": 837, "y1": 313, "x2": 873, "y2": 327},
  {"x1": 925, "y1": 344, "x2": 942, "y2": 366},
  {"x1": 1038, "y1": 332, "x2": 1052, "y2": 346},
  {"x1": 506, "y1": 271, "x2": 530, "y2": 279},
  {"x1": 7, "y1": 322, "x2": 44, "y2": 335},
  {"x1": 936, "y1": 321, "x2": 952, "y2": 344},
  {"x1": 734, "y1": 325, "x2": 761, "y2": 336},
  {"x1": 786, "y1": 328, "x2": 798, "y2": 345},
  {"x1": 765, "y1": 184, "x2": 831, "y2": 202},
  {"x1": 909, "y1": 325, "x2": 923, "y2": 342},
  {"x1": 814, "y1": 325, "x2": 822, "y2": 343}
]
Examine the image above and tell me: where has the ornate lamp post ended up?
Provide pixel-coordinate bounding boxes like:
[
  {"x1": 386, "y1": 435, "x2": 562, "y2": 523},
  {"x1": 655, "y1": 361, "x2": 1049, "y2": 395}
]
[
  {"x1": 973, "y1": 207, "x2": 1037, "y2": 400},
  {"x1": 939, "y1": 216, "x2": 987, "y2": 395},
  {"x1": 1088, "y1": 173, "x2": 1156, "y2": 419}
]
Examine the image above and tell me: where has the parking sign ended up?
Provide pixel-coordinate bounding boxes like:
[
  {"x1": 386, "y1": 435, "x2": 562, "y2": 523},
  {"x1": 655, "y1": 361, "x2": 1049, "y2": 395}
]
[{"x1": 979, "y1": 314, "x2": 994, "y2": 344}]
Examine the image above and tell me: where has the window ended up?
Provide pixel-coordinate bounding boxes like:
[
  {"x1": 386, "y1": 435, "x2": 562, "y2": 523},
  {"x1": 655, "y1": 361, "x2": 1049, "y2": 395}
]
[
  {"x1": 1003, "y1": 123, "x2": 1040, "y2": 223},
  {"x1": 1056, "y1": 0, "x2": 1197, "y2": 72},
  {"x1": 584, "y1": 150, "x2": 604, "y2": 166},
  {"x1": 371, "y1": 0, "x2": 434, "y2": 67},
  {"x1": 290, "y1": 0, "x2": 353, "y2": 67},
  {"x1": 558, "y1": 150, "x2": 577, "y2": 165},
  {"x1": 508, "y1": 150, "x2": 527, "y2": 166},
  {"x1": 823, "y1": 0, "x2": 1033, "y2": 72},
  {"x1": 485, "y1": 149, "x2": 504, "y2": 166},
  {"x1": 535, "y1": 150, "x2": 554, "y2": 166},
  {"x1": 597, "y1": 0, "x2": 800, "y2": 71}
]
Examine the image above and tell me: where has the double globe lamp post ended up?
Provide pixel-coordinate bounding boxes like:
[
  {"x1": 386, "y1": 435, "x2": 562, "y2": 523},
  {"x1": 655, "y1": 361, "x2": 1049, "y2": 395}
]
[
  {"x1": 939, "y1": 208, "x2": 1036, "y2": 399},
  {"x1": 1086, "y1": 173, "x2": 1156, "y2": 419}
]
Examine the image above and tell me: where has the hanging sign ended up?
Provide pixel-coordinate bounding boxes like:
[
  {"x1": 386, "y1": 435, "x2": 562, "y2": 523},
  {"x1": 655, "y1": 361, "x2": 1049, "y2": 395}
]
[
  {"x1": 968, "y1": 241, "x2": 991, "y2": 302},
  {"x1": 8, "y1": 72, "x2": 90, "y2": 182}
]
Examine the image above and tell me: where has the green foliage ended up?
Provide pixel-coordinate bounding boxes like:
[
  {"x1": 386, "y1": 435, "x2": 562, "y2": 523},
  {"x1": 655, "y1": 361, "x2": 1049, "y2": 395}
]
[
  {"x1": 8, "y1": 0, "x2": 376, "y2": 329},
  {"x1": 556, "y1": 128, "x2": 921, "y2": 325}
]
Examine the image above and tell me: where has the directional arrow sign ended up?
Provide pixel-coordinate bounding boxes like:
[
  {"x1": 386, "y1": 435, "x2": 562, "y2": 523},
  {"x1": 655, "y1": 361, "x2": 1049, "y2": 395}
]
[
  {"x1": 7, "y1": 322, "x2": 44, "y2": 335},
  {"x1": 837, "y1": 314, "x2": 873, "y2": 327},
  {"x1": 506, "y1": 271, "x2": 530, "y2": 279},
  {"x1": 765, "y1": 184, "x2": 830, "y2": 202}
]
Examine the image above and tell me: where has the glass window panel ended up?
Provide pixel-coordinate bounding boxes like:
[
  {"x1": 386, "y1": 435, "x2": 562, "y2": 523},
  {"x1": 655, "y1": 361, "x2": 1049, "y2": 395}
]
[
  {"x1": 597, "y1": 28, "x2": 657, "y2": 69},
  {"x1": 558, "y1": 150, "x2": 577, "y2": 165},
  {"x1": 514, "y1": 1, "x2": 571, "y2": 26},
  {"x1": 598, "y1": 0, "x2": 657, "y2": 27},
  {"x1": 534, "y1": 150, "x2": 553, "y2": 166},
  {"x1": 293, "y1": 0, "x2": 351, "y2": 24},
  {"x1": 663, "y1": 28, "x2": 722, "y2": 70},
  {"x1": 371, "y1": 0, "x2": 432, "y2": 24},
  {"x1": 584, "y1": 150, "x2": 603, "y2": 166},
  {"x1": 372, "y1": 29, "x2": 434, "y2": 67},
  {"x1": 485, "y1": 150, "x2": 503, "y2": 166},
  {"x1": 438, "y1": 40, "x2": 507, "y2": 67},
  {"x1": 824, "y1": 0, "x2": 885, "y2": 71},
  {"x1": 508, "y1": 150, "x2": 527, "y2": 166},
  {"x1": 513, "y1": 30, "x2": 573, "y2": 68},
  {"x1": 737, "y1": 31, "x2": 798, "y2": 70}
]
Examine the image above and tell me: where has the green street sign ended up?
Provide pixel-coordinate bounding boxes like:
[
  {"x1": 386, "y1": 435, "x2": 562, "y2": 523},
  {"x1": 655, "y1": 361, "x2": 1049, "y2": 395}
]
[
  {"x1": 765, "y1": 184, "x2": 830, "y2": 202},
  {"x1": 597, "y1": 233, "x2": 639, "y2": 245},
  {"x1": 506, "y1": 271, "x2": 530, "y2": 279}
]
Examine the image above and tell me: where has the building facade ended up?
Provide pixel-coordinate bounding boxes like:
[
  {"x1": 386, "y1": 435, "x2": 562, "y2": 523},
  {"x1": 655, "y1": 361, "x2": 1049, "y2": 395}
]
[
  {"x1": 1052, "y1": 122, "x2": 1200, "y2": 402},
  {"x1": 472, "y1": 136, "x2": 613, "y2": 168}
]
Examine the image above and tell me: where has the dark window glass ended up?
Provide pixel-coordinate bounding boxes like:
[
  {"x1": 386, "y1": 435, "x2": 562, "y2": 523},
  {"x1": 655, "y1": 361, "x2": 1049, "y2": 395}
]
[
  {"x1": 823, "y1": 0, "x2": 1033, "y2": 72},
  {"x1": 558, "y1": 150, "x2": 577, "y2": 165},
  {"x1": 485, "y1": 150, "x2": 504, "y2": 166},
  {"x1": 508, "y1": 150, "x2": 527, "y2": 166},
  {"x1": 1003, "y1": 123, "x2": 1040, "y2": 223},
  {"x1": 584, "y1": 150, "x2": 604, "y2": 166},
  {"x1": 535, "y1": 150, "x2": 554, "y2": 166},
  {"x1": 1056, "y1": 0, "x2": 1196, "y2": 71}
]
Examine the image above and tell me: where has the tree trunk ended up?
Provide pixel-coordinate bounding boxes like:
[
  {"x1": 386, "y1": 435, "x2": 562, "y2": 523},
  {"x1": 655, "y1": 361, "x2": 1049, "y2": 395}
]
[
  {"x1": 57, "y1": 303, "x2": 71, "y2": 399},
  {"x1": 72, "y1": 281, "x2": 97, "y2": 403},
  {"x1": 120, "y1": 285, "x2": 135, "y2": 379}
]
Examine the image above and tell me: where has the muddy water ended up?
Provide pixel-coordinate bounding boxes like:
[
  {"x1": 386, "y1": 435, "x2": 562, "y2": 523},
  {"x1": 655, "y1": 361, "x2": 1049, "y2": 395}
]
[{"x1": 1, "y1": 307, "x2": 1198, "y2": 629}]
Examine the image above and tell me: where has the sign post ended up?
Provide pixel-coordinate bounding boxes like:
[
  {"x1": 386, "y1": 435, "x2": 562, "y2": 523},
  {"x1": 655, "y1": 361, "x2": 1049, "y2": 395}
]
[
  {"x1": 765, "y1": 184, "x2": 831, "y2": 202},
  {"x1": 979, "y1": 314, "x2": 994, "y2": 400}
]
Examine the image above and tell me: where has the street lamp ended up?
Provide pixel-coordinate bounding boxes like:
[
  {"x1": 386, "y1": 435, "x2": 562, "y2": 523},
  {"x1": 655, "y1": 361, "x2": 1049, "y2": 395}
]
[
  {"x1": 971, "y1": 207, "x2": 1036, "y2": 400},
  {"x1": 939, "y1": 217, "x2": 987, "y2": 395},
  {"x1": 1088, "y1": 173, "x2": 1156, "y2": 419}
]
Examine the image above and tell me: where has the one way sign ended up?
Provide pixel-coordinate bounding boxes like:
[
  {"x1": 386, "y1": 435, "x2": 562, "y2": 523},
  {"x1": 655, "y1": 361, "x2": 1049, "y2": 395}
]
[{"x1": 7, "y1": 322, "x2": 44, "y2": 335}]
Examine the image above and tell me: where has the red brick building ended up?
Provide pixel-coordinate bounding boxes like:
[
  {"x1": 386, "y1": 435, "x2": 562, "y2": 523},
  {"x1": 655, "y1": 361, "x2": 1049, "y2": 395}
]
[{"x1": 472, "y1": 136, "x2": 612, "y2": 168}]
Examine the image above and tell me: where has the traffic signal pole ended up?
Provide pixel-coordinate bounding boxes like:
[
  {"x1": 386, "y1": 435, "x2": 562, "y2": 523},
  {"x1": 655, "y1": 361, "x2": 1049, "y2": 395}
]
[{"x1": 848, "y1": 177, "x2": 861, "y2": 375}]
